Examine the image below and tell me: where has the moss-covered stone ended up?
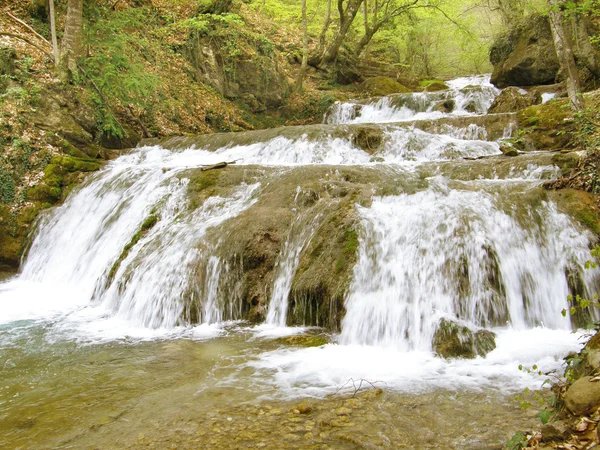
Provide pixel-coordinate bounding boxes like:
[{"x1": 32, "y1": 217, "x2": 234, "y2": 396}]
[
  {"x1": 26, "y1": 184, "x2": 62, "y2": 203},
  {"x1": 274, "y1": 334, "x2": 330, "y2": 347},
  {"x1": 433, "y1": 319, "x2": 497, "y2": 359},
  {"x1": 359, "y1": 77, "x2": 411, "y2": 96},
  {"x1": 419, "y1": 80, "x2": 449, "y2": 92},
  {"x1": 548, "y1": 189, "x2": 600, "y2": 235},
  {"x1": 517, "y1": 99, "x2": 578, "y2": 151},
  {"x1": 50, "y1": 155, "x2": 104, "y2": 172}
]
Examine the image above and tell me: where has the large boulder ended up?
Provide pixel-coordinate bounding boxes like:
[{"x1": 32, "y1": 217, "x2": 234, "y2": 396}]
[
  {"x1": 564, "y1": 376, "x2": 600, "y2": 416},
  {"x1": 490, "y1": 14, "x2": 559, "y2": 88},
  {"x1": 488, "y1": 87, "x2": 541, "y2": 114},
  {"x1": 359, "y1": 76, "x2": 410, "y2": 96},
  {"x1": 433, "y1": 319, "x2": 496, "y2": 359}
]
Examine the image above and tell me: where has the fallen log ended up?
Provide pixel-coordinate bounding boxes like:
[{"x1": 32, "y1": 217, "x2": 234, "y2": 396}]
[{"x1": 200, "y1": 160, "x2": 238, "y2": 171}]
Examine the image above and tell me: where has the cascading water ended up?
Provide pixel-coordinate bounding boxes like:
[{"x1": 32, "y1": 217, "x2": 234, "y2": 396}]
[
  {"x1": 341, "y1": 177, "x2": 594, "y2": 350},
  {"x1": 325, "y1": 75, "x2": 499, "y2": 124},
  {"x1": 1, "y1": 74, "x2": 598, "y2": 449}
]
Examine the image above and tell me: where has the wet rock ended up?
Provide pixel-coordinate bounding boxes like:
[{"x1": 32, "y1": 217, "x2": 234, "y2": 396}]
[
  {"x1": 352, "y1": 126, "x2": 383, "y2": 153},
  {"x1": 275, "y1": 334, "x2": 330, "y2": 348},
  {"x1": 359, "y1": 77, "x2": 411, "y2": 97},
  {"x1": 499, "y1": 143, "x2": 518, "y2": 157},
  {"x1": 541, "y1": 422, "x2": 568, "y2": 442},
  {"x1": 434, "y1": 99, "x2": 455, "y2": 113},
  {"x1": 564, "y1": 376, "x2": 600, "y2": 416},
  {"x1": 433, "y1": 319, "x2": 497, "y2": 359},
  {"x1": 488, "y1": 87, "x2": 542, "y2": 114},
  {"x1": 423, "y1": 81, "x2": 449, "y2": 92},
  {"x1": 490, "y1": 14, "x2": 559, "y2": 88}
]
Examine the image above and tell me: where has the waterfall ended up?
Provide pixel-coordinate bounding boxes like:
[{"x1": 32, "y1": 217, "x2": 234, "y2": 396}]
[
  {"x1": 266, "y1": 206, "x2": 322, "y2": 327},
  {"x1": 340, "y1": 178, "x2": 594, "y2": 350},
  {"x1": 3, "y1": 74, "x2": 596, "y2": 347}
]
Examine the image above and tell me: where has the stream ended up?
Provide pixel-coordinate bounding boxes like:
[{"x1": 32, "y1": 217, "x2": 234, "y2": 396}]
[{"x1": 0, "y1": 75, "x2": 597, "y2": 449}]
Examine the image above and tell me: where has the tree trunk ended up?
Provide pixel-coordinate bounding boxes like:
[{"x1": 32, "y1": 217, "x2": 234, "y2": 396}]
[
  {"x1": 296, "y1": 0, "x2": 309, "y2": 91},
  {"x1": 548, "y1": 0, "x2": 583, "y2": 111},
  {"x1": 318, "y1": 0, "x2": 333, "y2": 53},
  {"x1": 320, "y1": 0, "x2": 364, "y2": 65},
  {"x1": 355, "y1": 21, "x2": 383, "y2": 56},
  {"x1": 49, "y1": 0, "x2": 59, "y2": 66},
  {"x1": 60, "y1": 0, "x2": 83, "y2": 79}
]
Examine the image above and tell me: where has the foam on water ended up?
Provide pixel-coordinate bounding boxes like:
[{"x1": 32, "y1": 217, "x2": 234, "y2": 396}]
[{"x1": 249, "y1": 327, "x2": 584, "y2": 399}]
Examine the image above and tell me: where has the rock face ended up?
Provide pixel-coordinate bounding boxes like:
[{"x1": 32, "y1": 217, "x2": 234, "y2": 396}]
[
  {"x1": 432, "y1": 319, "x2": 496, "y2": 359},
  {"x1": 488, "y1": 87, "x2": 541, "y2": 114},
  {"x1": 184, "y1": 33, "x2": 290, "y2": 112},
  {"x1": 564, "y1": 376, "x2": 600, "y2": 416},
  {"x1": 490, "y1": 14, "x2": 559, "y2": 88}
]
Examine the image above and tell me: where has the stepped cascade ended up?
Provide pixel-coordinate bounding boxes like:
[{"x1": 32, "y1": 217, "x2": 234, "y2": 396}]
[{"x1": 1, "y1": 76, "x2": 599, "y2": 448}]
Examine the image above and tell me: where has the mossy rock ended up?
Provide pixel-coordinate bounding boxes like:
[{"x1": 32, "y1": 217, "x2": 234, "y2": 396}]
[
  {"x1": 26, "y1": 184, "x2": 62, "y2": 203},
  {"x1": 360, "y1": 77, "x2": 411, "y2": 97},
  {"x1": 274, "y1": 334, "x2": 330, "y2": 348},
  {"x1": 433, "y1": 319, "x2": 496, "y2": 359},
  {"x1": 548, "y1": 189, "x2": 600, "y2": 234},
  {"x1": 50, "y1": 155, "x2": 104, "y2": 172},
  {"x1": 517, "y1": 99, "x2": 577, "y2": 151},
  {"x1": 419, "y1": 80, "x2": 449, "y2": 92}
]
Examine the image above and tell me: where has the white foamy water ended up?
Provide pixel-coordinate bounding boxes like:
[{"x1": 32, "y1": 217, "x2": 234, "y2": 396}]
[
  {"x1": 341, "y1": 177, "x2": 595, "y2": 351},
  {"x1": 325, "y1": 74, "x2": 500, "y2": 125},
  {"x1": 249, "y1": 327, "x2": 584, "y2": 398},
  {"x1": 266, "y1": 208, "x2": 323, "y2": 327}
]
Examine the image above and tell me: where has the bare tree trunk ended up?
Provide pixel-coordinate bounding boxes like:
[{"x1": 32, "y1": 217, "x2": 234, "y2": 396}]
[
  {"x1": 548, "y1": 0, "x2": 583, "y2": 110},
  {"x1": 60, "y1": 0, "x2": 83, "y2": 78},
  {"x1": 49, "y1": 0, "x2": 59, "y2": 66},
  {"x1": 296, "y1": 0, "x2": 309, "y2": 91},
  {"x1": 320, "y1": 0, "x2": 364, "y2": 65},
  {"x1": 318, "y1": 0, "x2": 333, "y2": 53}
]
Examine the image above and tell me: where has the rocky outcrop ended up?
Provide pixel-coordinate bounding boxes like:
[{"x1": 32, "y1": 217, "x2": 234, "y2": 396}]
[
  {"x1": 488, "y1": 87, "x2": 541, "y2": 114},
  {"x1": 490, "y1": 14, "x2": 559, "y2": 88},
  {"x1": 184, "y1": 30, "x2": 290, "y2": 113}
]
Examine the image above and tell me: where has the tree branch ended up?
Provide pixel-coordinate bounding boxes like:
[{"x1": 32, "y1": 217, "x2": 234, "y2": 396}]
[
  {"x1": 0, "y1": 32, "x2": 53, "y2": 57},
  {"x1": 5, "y1": 12, "x2": 52, "y2": 48}
]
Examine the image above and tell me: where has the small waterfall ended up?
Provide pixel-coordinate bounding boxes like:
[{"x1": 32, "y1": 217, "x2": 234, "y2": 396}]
[
  {"x1": 340, "y1": 178, "x2": 594, "y2": 350},
  {"x1": 266, "y1": 206, "x2": 322, "y2": 327},
  {"x1": 20, "y1": 147, "x2": 260, "y2": 328},
  {"x1": 325, "y1": 75, "x2": 500, "y2": 125}
]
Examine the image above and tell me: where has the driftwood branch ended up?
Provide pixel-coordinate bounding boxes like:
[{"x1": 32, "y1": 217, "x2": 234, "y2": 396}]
[
  {"x1": 200, "y1": 161, "x2": 238, "y2": 171},
  {"x1": 6, "y1": 12, "x2": 52, "y2": 48},
  {"x1": 0, "y1": 32, "x2": 53, "y2": 57}
]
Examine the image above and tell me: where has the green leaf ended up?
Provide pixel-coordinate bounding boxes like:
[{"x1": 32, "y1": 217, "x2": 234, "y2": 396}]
[{"x1": 538, "y1": 410, "x2": 551, "y2": 425}]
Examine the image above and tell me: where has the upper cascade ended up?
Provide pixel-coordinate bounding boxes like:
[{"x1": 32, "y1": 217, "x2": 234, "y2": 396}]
[{"x1": 324, "y1": 75, "x2": 500, "y2": 125}]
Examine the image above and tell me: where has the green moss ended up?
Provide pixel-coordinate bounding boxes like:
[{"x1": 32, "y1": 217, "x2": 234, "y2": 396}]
[
  {"x1": 141, "y1": 214, "x2": 158, "y2": 230},
  {"x1": 42, "y1": 164, "x2": 66, "y2": 188},
  {"x1": 50, "y1": 155, "x2": 104, "y2": 172},
  {"x1": 0, "y1": 168, "x2": 15, "y2": 204},
  {"x1": 107, "y1": 213, "x2": 160, "y2": 283},
  {"x1": 274, "y1": 334, "x2": 330, "y2": 348},
  {"x1": 26, "y1": 184, "x2": 61, "y2": 203}
]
